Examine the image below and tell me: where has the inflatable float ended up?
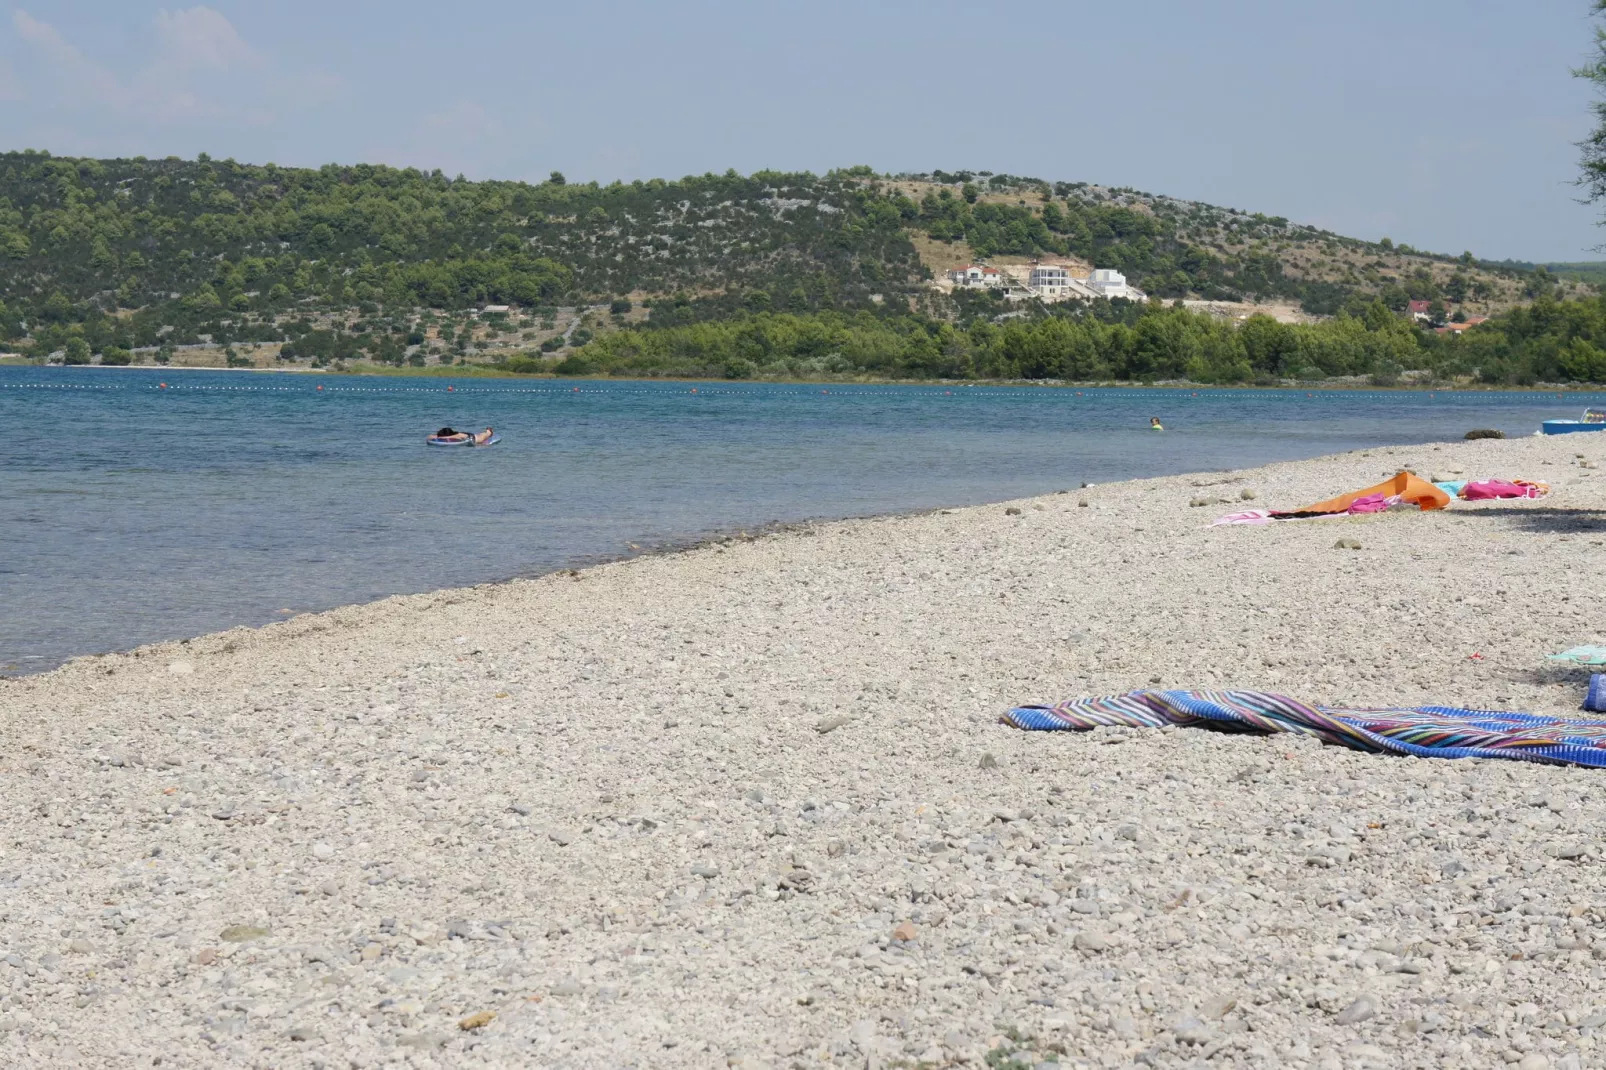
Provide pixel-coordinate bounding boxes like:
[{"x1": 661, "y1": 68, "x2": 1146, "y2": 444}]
[{"x1": 426, "y1": 427, "x2": 499, "y2": 447}]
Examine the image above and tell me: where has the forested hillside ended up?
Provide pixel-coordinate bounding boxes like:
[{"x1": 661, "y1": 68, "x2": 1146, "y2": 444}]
[
  {"x1": 0, "y1": 152, "x2": 917, "y2": 318},
  {"x1": 0, "y1": 150, "x2": 1601, "y2": 384}
]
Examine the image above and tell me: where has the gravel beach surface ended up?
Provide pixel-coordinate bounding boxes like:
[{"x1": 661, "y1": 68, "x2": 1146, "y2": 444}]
[{"x1": 3, "y1": 433, "x2": 1606, "y2": 1069}]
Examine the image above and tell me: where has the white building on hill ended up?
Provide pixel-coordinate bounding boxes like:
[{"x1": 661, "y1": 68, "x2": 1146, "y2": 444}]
[
  {"x1": 947, "y1": 265, "x2": 1003, "y2": 289},
  {"x1": 1028, "y1": 264, "x2": 1070, "y2": 296},
  {"x1": 1029, "y1": 265, "x2": 1102, "y2": 301},
  {"x1": 1087, "y1": 269, "x2": 1144, "y2": 301}
]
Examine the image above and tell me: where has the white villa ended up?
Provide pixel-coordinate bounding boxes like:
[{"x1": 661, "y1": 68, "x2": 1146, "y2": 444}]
[
  {"x1": 947, "y1": 265, "x2": 1004, "y2": 289},
  {"x1": 1086, "y1": 269, "x2": 1143, "y2": 300},
  {"x1": 1028, "y1": 265, "x2": 1101, "y2": 301},
  {"x1": 945, "y1": 262, "x2": 1147, "y2": 303},
  {"x1": 1027, "y1": 264, "x2": 1071, "y2": 297}
]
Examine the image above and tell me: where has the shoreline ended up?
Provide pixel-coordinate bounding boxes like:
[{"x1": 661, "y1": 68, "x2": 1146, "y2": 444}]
[
  {"x1": 6, "y1": 358, "x2": 1606, "y2": 393},
  {"x1": 3, "y1": 435, "x2": 1606, "y2": 1067},
  {"x1": 13, "y1": 432, "x2": 1601, "y2": 695},
  {"x1": 0, "y1": 513, "x2": 857, "y2": 680}
]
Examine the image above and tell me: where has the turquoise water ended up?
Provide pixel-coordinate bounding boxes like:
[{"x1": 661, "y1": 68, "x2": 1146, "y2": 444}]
[{"x1": 2, "y1": 366, "x2": 1600, "y2": 673}]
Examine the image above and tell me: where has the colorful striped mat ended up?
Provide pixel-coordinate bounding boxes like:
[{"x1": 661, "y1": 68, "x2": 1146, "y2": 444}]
[{"x1": 1005, "y1": 690, "x2": 1606, "y2": 768}]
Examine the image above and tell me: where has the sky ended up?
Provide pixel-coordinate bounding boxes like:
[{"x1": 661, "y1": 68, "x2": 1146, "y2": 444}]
[{"x1": 2, "y1": 0, "x2": 1604, "y2": 262}]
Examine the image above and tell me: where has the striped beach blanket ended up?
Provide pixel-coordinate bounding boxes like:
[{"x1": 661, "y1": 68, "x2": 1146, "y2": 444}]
[{"x1": 1005, "y1": 690, "x2": 1606, "y2": 768}]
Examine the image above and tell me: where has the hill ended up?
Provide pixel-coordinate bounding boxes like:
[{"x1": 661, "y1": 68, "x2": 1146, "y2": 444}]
[
  {"x1": 879, "y1": 170, "x2": 1589, "y2": 315},
  {"x1": 0, "y1": 151, "x2": 1600, "y2": 384}
]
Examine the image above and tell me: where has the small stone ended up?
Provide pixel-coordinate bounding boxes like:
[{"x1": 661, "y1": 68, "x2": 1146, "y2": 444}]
[
  {"x1": 66, "y1": 939, "x2": 93, "y2": 954},
  {"x1": 458, "y1": 1010, "x2": 495, "y2": 1031},
  {"x1": 1190, "y1": 498, "x2": 1209, "y2": 508},
  {"x1": 1005, "y1": 507, "x2": 1022, "y2": 516},
  {"x1": 219, "y1": 925, "x2": 269, "y2": 943},
  {"x1": 1173, "y1": 1016, "x2": 1215, "y2": 1045},
  {"x1": 1078, "y1": 500, "x2": 1088, "y2": 508},
  {"x1": 511, "y1": 802, "x2": 533, "y2": 816},
  {"x1": 1239, "y1": 488, "x2": 1257, "y2": 500},
  {"x1": 193, "y1": 948, "x2": 218, "y2": 965},
  {"x1": 319, "y1": 879, "x2": 338, "y2": 896},
  {"x1": 1335, "y1": 995, "x2": 1377, "y2": 1024},
  {"x1": 548, "y1": 828, "x2": 573, "y2": 846},
  {"x1": 167, "y1": 660, "x2": 194, "y2": 675},
  {"x1": 361, "y1": 942, "x2": 383, "y2": 961},
  {"x1": 1201, "y1": 995, "x2": 1237, "y2": 1020},
  {"x1": 551, "y1": 979, "x2": 583, "y2": 997},
  {"x1": 815, "y1": 714, "x2": 854, "y2": 734},
  {"x1": 311, "y1": 842, "x2": 335, "y2": 860},
  {"x1": 1518, "y1": 1054, "x2": 1550, "y2": 1070},
  {"x1": 1074, "y1": 931, "x2": 1109, "y2": 953},
  {"x1": 892, "y1": 922, "x2": 917, "y2": 942},
  {"x1": 826, "y1": 839, "x2": 845, "y2": 858},
  {"x1": 692, "y1": 862, "x2": 720, "y2": 879},
  {"x1": 979, "y1": 753, "x2": 999, "y2": 770},
  {"x1": 286, "y1": 1025, "x2": 317, "y2": 1042}
]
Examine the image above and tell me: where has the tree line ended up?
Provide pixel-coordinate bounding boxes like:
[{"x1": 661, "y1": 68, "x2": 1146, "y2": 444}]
[{"x1": 534, "y1": 294, "x2": 1606, "y2": 385}]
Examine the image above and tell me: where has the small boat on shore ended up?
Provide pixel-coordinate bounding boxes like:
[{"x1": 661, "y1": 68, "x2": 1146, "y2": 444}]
[
  {"x1": 426, "y1": 426, "x2": 498, "y2": 447},
  {"x1": 1541, "y1": 408, "x2": 1606, "y2": 436}
]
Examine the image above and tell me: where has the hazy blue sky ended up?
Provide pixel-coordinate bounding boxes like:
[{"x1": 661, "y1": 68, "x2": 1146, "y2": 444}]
[{"x1": 2, "y1": 0, "x2": 1603, "y2": 261}]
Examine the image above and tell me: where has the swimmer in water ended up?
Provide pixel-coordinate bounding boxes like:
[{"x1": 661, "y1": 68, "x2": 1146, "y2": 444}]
[{"x1": 1150, "y1": 416, "x2": 1164, "y2": 431}]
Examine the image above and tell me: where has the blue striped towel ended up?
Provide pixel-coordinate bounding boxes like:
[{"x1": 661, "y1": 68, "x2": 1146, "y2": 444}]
[{"x1": 1007, "y1": 689, "x2": 1606, "y2": 768}]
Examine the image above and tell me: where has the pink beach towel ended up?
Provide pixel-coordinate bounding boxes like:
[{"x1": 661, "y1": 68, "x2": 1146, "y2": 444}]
[
  {"x1": 1346, "y1": 493, "x2": 1394, "y2": 514},
  {"x1": 1212, "y1": 510, "x2": 1271, "y2": 526},
  {"x1": 1464, "y1": 480, "x2": 1545, "y2": 501}
]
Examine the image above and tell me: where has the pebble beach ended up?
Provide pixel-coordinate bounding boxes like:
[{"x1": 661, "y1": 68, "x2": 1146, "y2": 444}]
[{"x1": 3, "y1": 432, "x2": 1606, "y2": 1069}]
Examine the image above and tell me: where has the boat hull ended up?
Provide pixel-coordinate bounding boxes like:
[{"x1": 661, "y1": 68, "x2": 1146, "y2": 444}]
[{"x1": 1542, "y1": 421, "x2": 1606, "y2": 436}]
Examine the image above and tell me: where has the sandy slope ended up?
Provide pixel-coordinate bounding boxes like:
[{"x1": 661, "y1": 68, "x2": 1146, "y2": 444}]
[{"x1": 2, "y1": 433, "x2": 1605, "y2": 1069}]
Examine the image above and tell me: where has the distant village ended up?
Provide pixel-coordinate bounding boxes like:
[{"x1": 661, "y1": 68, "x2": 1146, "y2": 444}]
[
  {"x1": 943, "y1": 262, "x2": 1147, "y2": 303},
  {"x1": 945, "y1": 265, "x2": 1503, "y2": 334}
]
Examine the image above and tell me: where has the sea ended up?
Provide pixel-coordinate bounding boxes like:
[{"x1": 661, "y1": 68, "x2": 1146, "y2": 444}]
[{"x1": 2, "y1": 366, "x2": 1600, "y2": 674}]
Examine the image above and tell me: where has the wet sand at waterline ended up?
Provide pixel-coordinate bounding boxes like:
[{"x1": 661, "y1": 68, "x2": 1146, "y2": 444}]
[{"x1": 2, "y1": 434, "x2": 1605, "y2": 1068}]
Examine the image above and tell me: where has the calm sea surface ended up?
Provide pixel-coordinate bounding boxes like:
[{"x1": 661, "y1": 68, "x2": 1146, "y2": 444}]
[{"x1": 2, "y1": 366, "x2": 1600, "y2": 673}]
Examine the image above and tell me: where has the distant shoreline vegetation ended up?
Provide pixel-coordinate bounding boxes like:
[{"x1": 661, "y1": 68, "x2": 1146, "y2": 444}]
[
  {"x1": 12, "y1": 295, "x2": 1606, "y2": 388},
  {"x1": 13, "y1": 354, "x2": 1605, "y2": 395},
  {"x1": 1, "y1": 151, "x2": 1604, "y2": 386}
]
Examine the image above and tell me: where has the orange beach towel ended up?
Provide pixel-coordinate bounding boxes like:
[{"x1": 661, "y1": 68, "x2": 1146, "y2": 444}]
[{"x1": 1296, "y1": 471, "x2": 1451, "y2": 514}]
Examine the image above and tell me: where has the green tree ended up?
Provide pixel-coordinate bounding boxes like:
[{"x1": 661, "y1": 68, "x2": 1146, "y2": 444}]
[
  {"x1": 1577, "y1": 1, "x2": 1606, "y2": 221},
  {"x1": 63, "y1": 337, "x2": 90, "y2": 364}
]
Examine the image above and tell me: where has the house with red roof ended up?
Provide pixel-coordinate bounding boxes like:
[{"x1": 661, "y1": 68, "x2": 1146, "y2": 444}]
[
  {"x1": 1435, "y1": 316, "x2": 1488, "y2": 336},
  {"x1": 947, "y1": 265, "x2": 1003, "y2": 289}
]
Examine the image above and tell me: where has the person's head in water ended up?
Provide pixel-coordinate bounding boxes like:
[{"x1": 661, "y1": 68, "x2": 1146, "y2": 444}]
[{"x1": 1150, "y1": 416, "x2": 1162, "y2": 427}]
